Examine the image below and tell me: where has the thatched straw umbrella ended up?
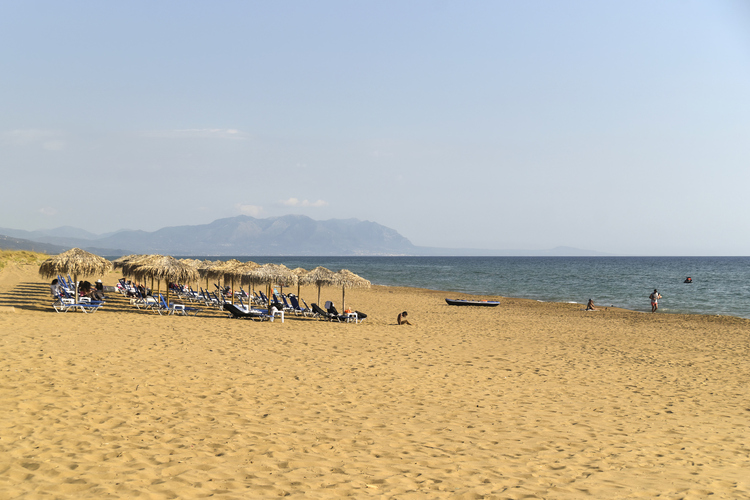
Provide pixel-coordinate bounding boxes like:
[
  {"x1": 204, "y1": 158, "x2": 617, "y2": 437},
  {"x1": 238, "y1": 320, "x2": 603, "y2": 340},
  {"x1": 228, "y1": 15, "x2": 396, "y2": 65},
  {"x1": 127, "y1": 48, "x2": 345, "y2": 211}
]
[
  {"x1": 121, "y1": 254, "x2": 162, "y2": 292},
  {"x1": 197, "y1": 259, "x2": 220, "y2": 291},
  {"x1": 131, "y1": 255, "x2": 198, "y2": 307},
  {"x1": 300, "y1": 266, "x2": 338, "y2": 305},
  {"x1": 253, "y1": 263, "x2": 298, "y2": 302},
  {"x1": 205, "y1": 259, "x2": 243, "y2": 303},
  {"x1": 112, "y1": 254, "x2": 145, "y2": 271},
  {"x1": 39, "y1": 248, "x2": 113, "y2": 302},
  {"x1": 290, "y1": 267, "x2": 308, "y2": 298},
  {"x1": 179, "y1": 258, "x2": 202, "y2": 293},
  {"x1": 226, "y1": 261, "x2": 259, "y2": 302},
  {"x1": 333, "y1": 269, "x2": 371, "y2": 311}
]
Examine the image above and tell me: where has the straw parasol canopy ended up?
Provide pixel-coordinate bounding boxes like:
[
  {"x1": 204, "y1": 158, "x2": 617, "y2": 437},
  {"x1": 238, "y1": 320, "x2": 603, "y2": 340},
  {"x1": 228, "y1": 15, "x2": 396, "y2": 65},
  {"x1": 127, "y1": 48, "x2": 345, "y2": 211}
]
[
  {"x1": 230, "y1": 261, "x2": 260, "y2": 285},
  {"x1": 179, "y1": 258, "x2": 202, "y2": 268},
  {"x1": 290, "y1": 267, "x2": 308, "y2": 298},
  {"x1": 251, "y1": 263, "x2": 297, "y2": 301},
  {"x1": 203, "y1": 259, "x2": 243, "y2": 303},
  {"x1": 112, "y1": 254, "x2": 145, "y2": 270},
  {"x1": 204, "y1": 259, "x2": 242, "y2": 283},
  {"x1": 121, "y1": 254, "x2": 162, "y2": 284},
  {"x1": 39, "y1": 248, "x2": 113, "y2": 302},
  {"x1": 300, "y1": 266, "x2": 338, "y2": 305},
  {"x1": 179, "y1": 258, "x2": 202, "y2": 290},
  {"x1": 196, "y1": 259, "x2": 221, "y2": 289},
  {"x1": 135, "y1": 255, "x2": 198, "y2": 283},
  {"x1": 128, "y1": 255, "x2": 199, "y2": 307},
  {"x1": 334, "y1": 269, "x2": 371, "y2": 311},
  {"x1": 216, "y1": 261, "x2": 258, "y2": 304}
]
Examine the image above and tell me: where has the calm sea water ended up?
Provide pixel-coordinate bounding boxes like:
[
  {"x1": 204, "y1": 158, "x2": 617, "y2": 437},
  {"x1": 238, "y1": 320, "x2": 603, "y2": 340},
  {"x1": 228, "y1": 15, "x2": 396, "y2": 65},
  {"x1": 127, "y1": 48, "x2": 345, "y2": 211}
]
[{"x1": 182, "y1": 256, "x2": 750, "y2": 319}]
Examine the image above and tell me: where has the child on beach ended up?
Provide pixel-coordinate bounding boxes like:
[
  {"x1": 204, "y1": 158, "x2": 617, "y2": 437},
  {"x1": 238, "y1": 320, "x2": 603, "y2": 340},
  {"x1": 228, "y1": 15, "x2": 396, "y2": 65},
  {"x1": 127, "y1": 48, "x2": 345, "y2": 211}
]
[
  {"x1": 397, "y1": 311, "x2": 412, "y2": 325},
  {"x1": 649, "y1": 289, "x2": 661, "y2": 313}
]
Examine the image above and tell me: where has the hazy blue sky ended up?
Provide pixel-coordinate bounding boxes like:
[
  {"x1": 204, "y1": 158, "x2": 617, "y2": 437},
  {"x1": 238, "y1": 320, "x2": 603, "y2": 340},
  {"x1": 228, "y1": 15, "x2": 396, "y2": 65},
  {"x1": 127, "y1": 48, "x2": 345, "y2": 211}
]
[{"x1": 2, "y1": 1, "x2": 749, "y2": 255}]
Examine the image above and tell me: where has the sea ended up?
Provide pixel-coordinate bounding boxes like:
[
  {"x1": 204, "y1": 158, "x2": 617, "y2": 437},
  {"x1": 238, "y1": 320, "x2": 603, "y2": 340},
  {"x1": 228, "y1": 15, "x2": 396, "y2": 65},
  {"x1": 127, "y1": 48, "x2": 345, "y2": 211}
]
[{"x1": 178, "y1": 256, "x2": 750, "y2": 319}]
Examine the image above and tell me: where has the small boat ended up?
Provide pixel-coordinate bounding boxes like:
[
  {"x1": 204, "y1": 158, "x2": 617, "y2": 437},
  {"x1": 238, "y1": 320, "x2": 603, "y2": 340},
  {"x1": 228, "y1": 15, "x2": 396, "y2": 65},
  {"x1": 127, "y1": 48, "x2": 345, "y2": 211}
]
[{"x1": 445, "y1": 298, "x2": 500, "y2": 307}]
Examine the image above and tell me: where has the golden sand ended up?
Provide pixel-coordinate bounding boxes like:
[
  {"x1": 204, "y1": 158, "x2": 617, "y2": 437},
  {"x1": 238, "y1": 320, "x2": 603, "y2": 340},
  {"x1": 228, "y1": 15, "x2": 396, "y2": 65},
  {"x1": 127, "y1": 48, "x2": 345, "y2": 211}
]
[{"x1": 1, "y1": 263, "x2": 749, "y2": 499}]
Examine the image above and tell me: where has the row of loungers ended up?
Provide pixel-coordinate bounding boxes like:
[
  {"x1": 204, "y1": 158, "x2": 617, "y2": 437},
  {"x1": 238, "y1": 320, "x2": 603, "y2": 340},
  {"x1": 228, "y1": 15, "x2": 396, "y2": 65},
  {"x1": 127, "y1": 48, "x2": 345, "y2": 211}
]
[
  {"x1": 225, "y1": 299, "x2": 367, "y2": 323},
  {"x1": 114, "y1": 278, "x2": 367, "y2": 322}
]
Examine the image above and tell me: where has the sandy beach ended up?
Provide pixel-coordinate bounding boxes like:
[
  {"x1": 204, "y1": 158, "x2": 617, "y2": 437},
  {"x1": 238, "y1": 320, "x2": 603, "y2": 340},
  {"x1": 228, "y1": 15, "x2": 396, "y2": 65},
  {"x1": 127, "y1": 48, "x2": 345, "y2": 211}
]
[{"x1": 1, "y1": 261, "x2": 749, "y2": 499}]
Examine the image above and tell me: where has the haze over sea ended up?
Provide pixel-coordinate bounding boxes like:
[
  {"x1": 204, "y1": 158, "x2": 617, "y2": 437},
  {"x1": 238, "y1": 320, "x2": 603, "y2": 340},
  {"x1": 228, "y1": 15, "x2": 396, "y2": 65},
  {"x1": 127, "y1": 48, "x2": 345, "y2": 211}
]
[{"x1": 174, "y1": 256, "x2": 750, "y2": 319}]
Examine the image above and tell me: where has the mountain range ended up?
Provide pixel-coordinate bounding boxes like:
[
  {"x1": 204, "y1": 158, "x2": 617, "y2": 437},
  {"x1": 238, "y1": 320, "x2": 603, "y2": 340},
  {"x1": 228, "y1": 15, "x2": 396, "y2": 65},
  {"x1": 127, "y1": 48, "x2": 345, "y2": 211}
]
[{"x1": 0, "y1": 215, "x2": 609, "y2": 256}]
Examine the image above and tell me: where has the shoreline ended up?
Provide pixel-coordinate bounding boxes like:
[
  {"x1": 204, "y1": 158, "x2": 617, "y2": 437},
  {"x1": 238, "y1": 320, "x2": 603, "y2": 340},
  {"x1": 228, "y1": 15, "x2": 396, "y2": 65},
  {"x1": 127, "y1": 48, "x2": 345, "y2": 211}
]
[{"x1": 382, "y1": 283, "x2": 750, "y2": 322}]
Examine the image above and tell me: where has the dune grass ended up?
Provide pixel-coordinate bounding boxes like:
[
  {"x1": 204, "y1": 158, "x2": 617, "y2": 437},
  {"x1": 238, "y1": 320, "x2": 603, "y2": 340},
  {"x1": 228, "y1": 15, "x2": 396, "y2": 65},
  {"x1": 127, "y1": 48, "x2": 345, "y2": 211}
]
[{"x1": 0, "y1": 250, "x2": 50, "y2": 272}]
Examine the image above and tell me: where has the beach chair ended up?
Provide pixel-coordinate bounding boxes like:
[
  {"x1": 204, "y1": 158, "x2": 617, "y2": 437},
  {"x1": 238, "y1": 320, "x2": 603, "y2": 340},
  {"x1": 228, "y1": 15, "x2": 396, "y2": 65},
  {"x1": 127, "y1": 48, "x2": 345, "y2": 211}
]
[
  {"x1": 157, "y1": 294, "x2": 200, "y2": 316},
  {"x1": 200, "y1": 288, "x2": 221, "y2": 308},
  {"x1": 353, "y1": 311, "x2": 367, "y2": 323},
  {"x1": 287, "y1": 294, "x2": 311, "y2": 316},
  {"x1": 52, "y1": 291, "x2": 103, "y2": 313},
  {"x1": 132, "y1": 291, "x2": 158, "y2": 311},
  {"x1": 273, "y1": 294, "x2": 293, "y2": 313},
  {"x1": 211, "y1": 292, "x2": 226, "y2": 309},
  {"x1": 311, "y1": 303, "x2": 341, "y2": 321},
  {"x1": 223, "y1": 303, "x2": 271, "y2": 321}
]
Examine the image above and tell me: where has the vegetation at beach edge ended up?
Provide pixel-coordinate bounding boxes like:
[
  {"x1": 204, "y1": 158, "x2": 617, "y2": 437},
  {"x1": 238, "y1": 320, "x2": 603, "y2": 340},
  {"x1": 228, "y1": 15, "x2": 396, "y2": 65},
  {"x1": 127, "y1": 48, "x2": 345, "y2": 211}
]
[{"x1": 0, "y1": 249, "x2": 50, "y2": 271}]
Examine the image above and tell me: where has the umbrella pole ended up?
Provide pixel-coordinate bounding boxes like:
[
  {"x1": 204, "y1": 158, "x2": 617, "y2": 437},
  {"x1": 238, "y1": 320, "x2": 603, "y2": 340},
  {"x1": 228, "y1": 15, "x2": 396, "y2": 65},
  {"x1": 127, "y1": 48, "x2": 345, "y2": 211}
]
[
  {"x1": 167, "y1": 284, "x2": 170, "y2": 308},
  {"x1": 342, "y1": 286, "x2": 346, "y2": 311},
  {"x1": 231, "y1": 277, "x2": 235, "y2": 305},
  {"x1": 74, "y1": 274, "x2": 79, "y2": 307},
  {"x1": 317, "y1": 284, "x2": 321, "y2": 305}
]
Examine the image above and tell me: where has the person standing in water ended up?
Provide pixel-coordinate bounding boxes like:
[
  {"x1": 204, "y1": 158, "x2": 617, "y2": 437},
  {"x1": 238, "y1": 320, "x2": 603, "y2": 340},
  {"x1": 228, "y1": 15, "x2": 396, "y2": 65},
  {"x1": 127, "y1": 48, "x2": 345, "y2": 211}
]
[{"x1": 649, "y1": 289, "x2": 661, "y2": 313}]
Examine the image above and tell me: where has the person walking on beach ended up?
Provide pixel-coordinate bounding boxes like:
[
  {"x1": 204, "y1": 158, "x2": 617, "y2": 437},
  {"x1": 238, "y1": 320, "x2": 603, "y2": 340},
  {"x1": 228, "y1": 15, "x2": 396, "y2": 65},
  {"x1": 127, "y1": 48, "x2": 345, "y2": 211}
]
[
  {"x1": 397, "y1": 311, "x2": 412, "y2": 325},
  {"x1": 649, "y1": 289, "x2": 661, "y2": 313}
]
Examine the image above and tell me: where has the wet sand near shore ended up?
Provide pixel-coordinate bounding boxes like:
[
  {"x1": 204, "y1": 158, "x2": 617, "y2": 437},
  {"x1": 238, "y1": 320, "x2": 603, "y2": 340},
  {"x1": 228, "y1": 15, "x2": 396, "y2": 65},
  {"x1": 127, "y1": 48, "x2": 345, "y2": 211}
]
[{"x1": 1, "y1": 263, "x2": 749, "y2": 498}]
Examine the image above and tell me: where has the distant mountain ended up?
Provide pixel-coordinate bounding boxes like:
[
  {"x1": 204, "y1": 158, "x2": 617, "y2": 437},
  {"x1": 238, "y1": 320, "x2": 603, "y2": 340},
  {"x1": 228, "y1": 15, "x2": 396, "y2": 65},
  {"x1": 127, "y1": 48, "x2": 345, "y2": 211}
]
[
  {"x1": 0, "y1": 234, "x2": 69, "y2": 254},
  {"x1": 0, "y1": 225, "x2": 101, "y2": 242},
  {"x1": 1, "y1": 216, "x2": 418, "y2": 256},
  {"x1": 95, "y1": 215, "x2": 417, "y2": 256},
  {"x1": 1, "y1": 217, "x2": 610, "y2": 257}
]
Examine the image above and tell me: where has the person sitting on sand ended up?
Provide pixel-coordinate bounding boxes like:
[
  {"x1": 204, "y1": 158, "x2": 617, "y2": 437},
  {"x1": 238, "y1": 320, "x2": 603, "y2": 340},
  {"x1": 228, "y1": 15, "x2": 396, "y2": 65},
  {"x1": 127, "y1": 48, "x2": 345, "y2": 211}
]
[
  {"x1": 585, "y1": 299, "x2": 597, "y2": 311},
  {"x1": 397, "y1": 311, "x2": 412, "y2": 325}
]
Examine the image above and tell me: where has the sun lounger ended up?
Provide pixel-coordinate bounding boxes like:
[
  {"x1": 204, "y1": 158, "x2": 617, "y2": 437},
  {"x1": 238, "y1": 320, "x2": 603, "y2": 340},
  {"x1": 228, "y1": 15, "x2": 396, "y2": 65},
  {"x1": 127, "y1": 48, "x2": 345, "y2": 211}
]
[
  {"x1": 287, "y1": 294, "x2": 311, "y2": 316},
  {"x1": 53, "y1": 293, "x2": 103, "y2": 313},
  {"x1": 223, "y1": 303, "x2": 271, "y2": 321},
  {"x1": 158, "y1": 294, "x2": 200, "y2": 316},
  {"x1": 311, "y1": 303, "x2": 342, "y2": 321}
]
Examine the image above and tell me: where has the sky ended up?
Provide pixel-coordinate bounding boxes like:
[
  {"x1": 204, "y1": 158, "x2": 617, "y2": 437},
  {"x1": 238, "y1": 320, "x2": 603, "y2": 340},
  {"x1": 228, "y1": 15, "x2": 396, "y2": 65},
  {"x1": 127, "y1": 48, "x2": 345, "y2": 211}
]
[{"x1": 1, "y1": 1, "x2": 749, "y2": 255}]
